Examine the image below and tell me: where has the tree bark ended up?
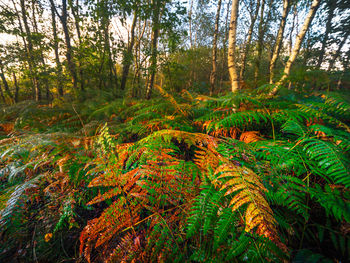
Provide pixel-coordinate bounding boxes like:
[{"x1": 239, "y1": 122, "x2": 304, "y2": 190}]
[
  {"x1": 0, "y1": 83, "x2": 5, "y2": 103},
  {"x1": 20, "y1": 0, "x2": 41, "y2": 101},
  {"x1": 228, "y1": 0, "x2": 240, "y2": 92},
  {"x1": 273, "y1": 0, "x2": 321, "y2": 92},
  {"x1": 68, "y1": 0, "x2": 84, "y2": 91},
  {"x1": 50, "y1": 0, "x2": 78, "y2": 90},
  {"x1": 13, "y1": 72, "x2": 19, "y2": 103},
  {"x1": 269, "y1": 0, "x2": 291, "y2": 83},
  {"x1": 0, "y1": 60, "x2": 13, "y2": 100},
  {"x1": 254, "y1": 0, "x2": 273, "y2": 87},
  {"x1": 317, "y1": 0, "x2": 336, "y2": 68},
  {"x1": 32, "y1": 0, "x2": 51, "y2": 101},
  {"x1": 253, "y1": 0, "x2": 266, "y2": 87},
  {"x1": 145, "y1": 0, "x2": 161, "y2": 100},
  {"x1": 120, "y1": 9, "x2": 138, "y2": 91},
  {"x1": 240, "y1": 0, "x2": 261, "y2": 80},
  {"x1": 50, "y1": 2, "x2": 64, "y2": 96},
  {"x1": 189, "y1": 0, "x2": 193, "y2": 48},
  {"x1": 219, "y1": 0, "x2": 231, "y2": 91},
  {"x1": 210, "y1": 0, "x2": 222, "y2": 95}
]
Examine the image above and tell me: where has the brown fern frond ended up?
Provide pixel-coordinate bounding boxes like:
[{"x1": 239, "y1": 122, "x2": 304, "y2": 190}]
[
  {"x1": 154, "y1": 84, "x2": 191, "y2": 116},
  {"x1": 80, "y1": 146, "x2": 198, "y2": 262},
  {"x1": 106, "y1": 231, "x2": 144, "y2": 263},
  {"x1": 210, "y1": 127, "x2": 239, "y2": 138},
  {"x1": 239, "y1": 131, "x2": 263, "y2": 143}
]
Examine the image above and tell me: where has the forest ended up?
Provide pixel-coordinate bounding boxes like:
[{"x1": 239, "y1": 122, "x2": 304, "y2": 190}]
[{"x1": 0, "y1": 0, "x2": 349, "y2": 262}]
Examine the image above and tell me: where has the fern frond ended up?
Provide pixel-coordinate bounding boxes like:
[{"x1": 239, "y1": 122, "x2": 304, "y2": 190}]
[
  {"x1": 213, "y1": 164, "x2": 280, "y2": 245},
  {"x1": 0, "y1": 174, "x2": 44, "y2": 228},
  {"x1": 302, "y1": 138, "x2": 350, "y2": 187}
]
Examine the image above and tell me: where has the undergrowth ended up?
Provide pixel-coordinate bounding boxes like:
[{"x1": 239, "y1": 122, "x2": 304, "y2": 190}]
[{"x1": 0, "y1": 87, "x2": 349, "y2": 262}]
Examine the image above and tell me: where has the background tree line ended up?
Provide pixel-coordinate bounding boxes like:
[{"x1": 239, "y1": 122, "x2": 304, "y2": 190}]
[{"x1": 0, "y1": 0, "x2": 349, "y2": 104}]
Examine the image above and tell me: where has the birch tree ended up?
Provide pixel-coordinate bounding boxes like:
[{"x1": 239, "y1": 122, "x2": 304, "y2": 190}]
[
  {"x1": 269, "y1": 0, "x2": 291, "y2": 83},
  {"x1": 228, "y1": 0, "x2": 240, "y2": 92},
  {"x1": 239, "y1": 0, "x2": 261, "y2": 80},
  {"x1": 210, "y1": 0, "x2": 222, "y2": 95},
  {"x1": 272, "y1": 0, "x2": 321, "y2": 94}
]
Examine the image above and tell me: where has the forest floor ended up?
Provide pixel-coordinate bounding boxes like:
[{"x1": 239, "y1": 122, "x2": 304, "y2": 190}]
[{"x1": 0, "y1": 87, "x2": 349, "y2": 262}]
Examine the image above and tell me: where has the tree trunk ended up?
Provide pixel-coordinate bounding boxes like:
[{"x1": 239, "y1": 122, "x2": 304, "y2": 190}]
[
  {"x1": 145, "y1": 0, "x2": 161, "y2": 100},
  {"x1": 273, "y1": 0, "x2": 321, "y2": 92},
  {"x1": 210, "y1": 0, "x2": 222, "y2": 95},
  {"x1": 254, "y1": 0, "x2": 273, "y2": 87},
  {"x1": 120, "y1": 10, "x2": 138, "y2": 91},
  {"x1": 32, "y1": 0, "x2": 51, "y2": 101},
  {"x1": 228, "y1": 0, "x2": 240, "y2": 92},
  {"x1": 240, "y1": 0, "x2": 261, "y2": 80},
  {"x1": 103, "y1": 15, "x2": 117, "y2": 93},
  {"x1": 68, "y1": 0, "x2": 84, "y2": 91},
  {"x1": 13, "y1": 72, "x2": 19, "y2": 103},
  {"x1": 219, "y1": 0, "x2": 231, "y2": 92},
  {"x1": 50, "y1": 2, "x2": 64, "y2": 96},
  {"x1": 131, "y1": 19, "x2": 147, "y2": 98},
  {"x1": 20, "y1": 0, "x2": 41, "y2": 101},
  {"x1": 189, "y1": 0, "x2": 193, "y2": 48},
  {"x1": 0, "y1": 83, "x2": 5, "y2": 103},
  {"x1": 50, "y1": 0, "x2": 78, "y2": 90},
  {"x1": 253, "y1": 0, "x2": 266, "y2": 87},
  {"x1": 327, "y1": 31, "x2": 350, "y2": 71},
  {"x1": 269, "y1": 0, "x2": 291, "y2": 83},
  {"x1": 0, "y1": 60, "x2": 13, "y2": 100},
  {"x1": 317, "y1": 1, "x2": 336, "y2": 68}
]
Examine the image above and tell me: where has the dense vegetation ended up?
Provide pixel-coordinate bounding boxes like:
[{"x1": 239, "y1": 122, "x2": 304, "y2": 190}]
[{"x1": 0, "y1": 0, "x2": 349, "y2": 262}]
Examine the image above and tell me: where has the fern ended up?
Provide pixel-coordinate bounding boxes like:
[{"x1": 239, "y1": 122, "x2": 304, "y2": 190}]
[
  {"x1": 302, "y1": 138, "x2": 350, "y2": 187},
  {"x1": 0, "y1": 174, "x2": 44, "y2": 229}
]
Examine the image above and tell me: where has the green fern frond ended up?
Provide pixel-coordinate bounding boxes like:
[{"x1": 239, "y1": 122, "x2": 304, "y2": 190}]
[
  {"x1": 0, "y1": 174, "x2": 44, "y2": 229},
  {"x1": 310, "y1": 185, "x2": 350, "y2": 222},
  {"x1": 302, "y1": 138, "x2": 350, "y2": 187}
]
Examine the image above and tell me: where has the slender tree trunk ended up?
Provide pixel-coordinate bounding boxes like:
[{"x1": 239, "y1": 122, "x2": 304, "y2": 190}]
[
  {"x1": 20, "y1": 0, "x2": 41, "y2": 101},
  {"x1": 240, "y1": 0, "x2": 261, "y2": 80},
  {"x1": 0, "y1": 83, "x2": 5, "y2": 103},
  {"x1": 316, "y1": 1, "x2": 336, "y2": 68},
  {"x1": 219, "y1": 0, "x2": 231, "y2": 91},
  {"x1": 120, "y1": 10, "x2": 138, "y2": 91},
  {"x1": 289, "y1": 4, "x2": 297, "y2": 56},
  {"x1": 146, "y1": 0, "x2": 161, "y2": 100},
  {"x1": 269, "y1": 0, "x2": 291, "y2": 83},
  {"x1": 228, "y1": 0, "x2": 240, "y2": 92},
  {"x1": 32, "y1": 0, "x2": 50, "y2": 101},
  {"x1": 189, "y1": 0, "x2": 193, "y2": 48},
  {"x1": 11, "y1": 0, "x2": 35, "y2": 97},
  {"x1": 210, "y1": 0, "x2": 222, "y2": 95},
  {"x1": 254, "y1": 0, "x2": 273, "y2": 87},
  {"x1": 102, "y1": 16, "x2": 117, "y2": 93},
  {"x1": 13, "y1": 72, "x2": 19, "y2": 103},
  {"x1": 50, "y1": 2, "x2": 64, "y2": 96},
  {"x1": 328, "y1": 31, "x2": 350, "y2": 71},
  {"x1": 132, "y1": 19, "x2": 147, "y2": 98},
  {"x1": 253, "y1": 0, "x2": 266, "y2": 87},
  {"x1": 0, "y1": 60, "x2": 13, "y2": 100},
  {"x1": 303, "y1": 31, "x2": 312, "y2": 66},
  {"x1": 69, "y1": 0, "x2": 84, "y2": 90},
  {"x1": 50, "y1": 0, "x2": 78, "y2": 90},
  {"x1": 273, "y1": 0, "x2": 321, "y2": 93}
]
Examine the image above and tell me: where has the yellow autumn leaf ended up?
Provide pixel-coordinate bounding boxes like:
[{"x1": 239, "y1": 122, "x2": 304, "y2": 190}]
[{"x1": 44, "y1": 233, "x2": 53, "y2": 242}]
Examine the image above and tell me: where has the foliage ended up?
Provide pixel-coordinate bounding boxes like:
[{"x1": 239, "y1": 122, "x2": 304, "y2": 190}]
[{"x1": 0, "y1": 88, "x2": 349, "y2": 262}]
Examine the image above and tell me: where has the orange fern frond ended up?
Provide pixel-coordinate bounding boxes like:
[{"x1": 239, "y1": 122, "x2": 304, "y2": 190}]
[{"x1": 239, "y1": 131, "x2": 263, "y2": 143}]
